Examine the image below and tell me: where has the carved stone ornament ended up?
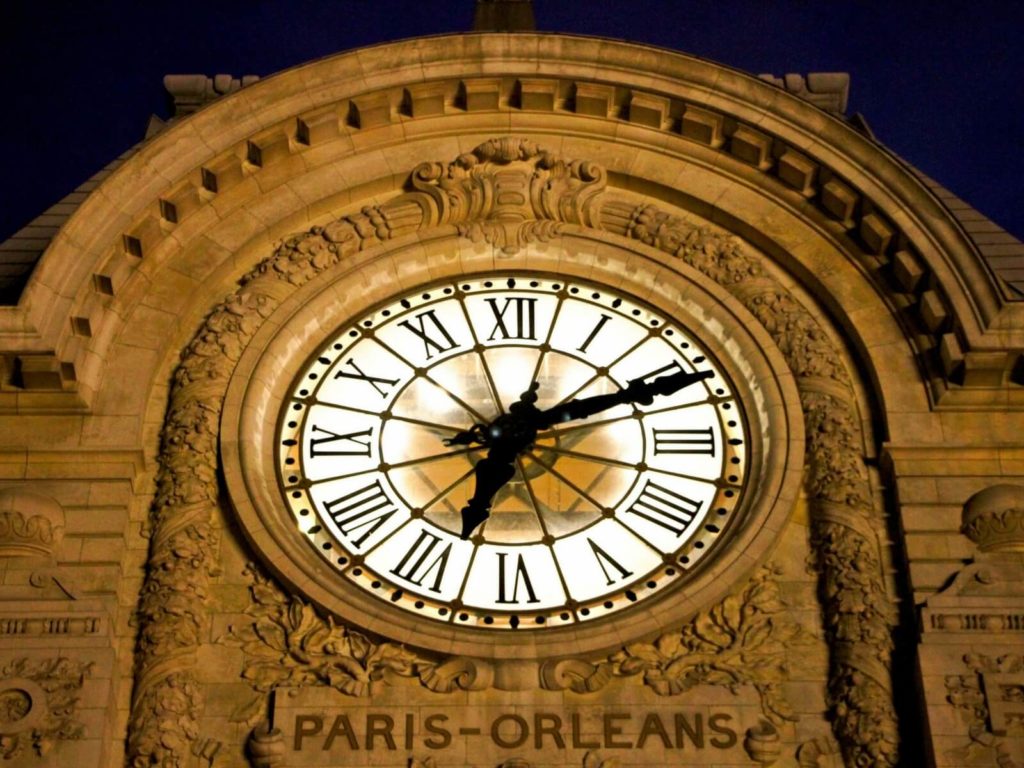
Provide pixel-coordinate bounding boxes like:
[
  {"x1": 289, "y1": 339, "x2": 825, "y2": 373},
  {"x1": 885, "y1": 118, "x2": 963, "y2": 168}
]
[
  {"x1": 0, "y1": 490, "x2": 64, "y2": 558},
  {"x1": 0, "y1": 656, "x2": 91, "y2": 759},
  {"x1": 945, "y1": 653, "x2": 1024, "y2": 766},
  {"x1": 541, "y1": 565, "x2": 806, "y2": 725},
  {"x1": 962, "y1": 484, "x2": 1024, "y2": 552},
  {"x1": 220, "y1": 563, "x2": 494, "y2": 697},
  {"x1": 129, "y1": 138, "x2": 898, "y2": 767}
]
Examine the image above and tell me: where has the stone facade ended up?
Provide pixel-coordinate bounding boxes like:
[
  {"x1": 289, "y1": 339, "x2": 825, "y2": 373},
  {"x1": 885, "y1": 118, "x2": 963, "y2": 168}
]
[{"x1": 0, "y1": 32, "x2": 1021, "y2": 768}]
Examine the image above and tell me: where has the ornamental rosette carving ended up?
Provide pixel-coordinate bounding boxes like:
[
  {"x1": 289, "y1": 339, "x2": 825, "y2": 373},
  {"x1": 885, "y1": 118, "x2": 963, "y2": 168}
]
[
  {"x1": 222, "y1": 564, "x2": 426, "y2": 696},
  {"x1": 0, "y1": 656, "x2": 92, "y2": 759},
  {"x1": 542, "y1": 565, "x2": 807, "y2": 726}
]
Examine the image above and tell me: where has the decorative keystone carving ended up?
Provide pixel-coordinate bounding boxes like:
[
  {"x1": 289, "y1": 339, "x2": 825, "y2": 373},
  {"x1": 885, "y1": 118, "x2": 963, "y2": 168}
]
[
  {"x1": 542, "y1": 566, "x2": 806, "y2": 725},
  {"x1": 409, "y1": 137, "x2": 606, "y2": 253},
  {"x1": 963, "y1": 484, "x2": 1024, "y2": 552},
  {"x1": 0, "y1": 490, "x2": 63, "y2": 558},
  {"x1": 0, "y1": 656, "x2": 92, "y2": 759}
]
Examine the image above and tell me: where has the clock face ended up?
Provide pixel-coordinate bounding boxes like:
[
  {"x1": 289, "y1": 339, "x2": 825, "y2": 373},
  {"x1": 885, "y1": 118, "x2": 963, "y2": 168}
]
[{"x1": 277, "y1": 274, "x2": 748, "y2": 630}]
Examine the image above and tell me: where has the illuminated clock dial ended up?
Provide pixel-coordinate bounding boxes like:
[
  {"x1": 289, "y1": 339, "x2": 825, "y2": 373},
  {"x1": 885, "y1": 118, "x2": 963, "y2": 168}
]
[{"x1": 277, "y1": 274, "x2": 748, "y2": 630}]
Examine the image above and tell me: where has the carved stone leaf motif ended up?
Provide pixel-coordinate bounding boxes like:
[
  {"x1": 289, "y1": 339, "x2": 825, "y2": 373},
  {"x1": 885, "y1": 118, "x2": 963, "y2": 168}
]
[
  {"x1": 222, "y1": 564, "x2": 426, "y2": 697},
  {"x1": 544, "y1": 565, "x2": 806, "y2": 726},
  {"x1": 616, "y1": 201, "x2": 898, "y2": 767},
  {"x1": 0, "y1": 656, "x2": 92, "y2": 759}
]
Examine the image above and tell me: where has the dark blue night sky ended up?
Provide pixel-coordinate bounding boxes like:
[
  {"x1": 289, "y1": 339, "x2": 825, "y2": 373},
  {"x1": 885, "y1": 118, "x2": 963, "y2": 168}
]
[{"x1": 2, "y1": 1, "x2": 1022, "y2": 242}]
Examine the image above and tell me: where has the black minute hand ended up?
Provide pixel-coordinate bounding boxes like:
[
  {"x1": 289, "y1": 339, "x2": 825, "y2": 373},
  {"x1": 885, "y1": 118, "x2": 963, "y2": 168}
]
[{"x1": 537, "y1": 369, "x2": 715, "y2": 427}]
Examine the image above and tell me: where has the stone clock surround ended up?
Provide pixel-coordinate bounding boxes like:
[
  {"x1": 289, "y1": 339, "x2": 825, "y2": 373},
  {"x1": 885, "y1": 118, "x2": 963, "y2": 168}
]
[
  {"x1": 10, "y1": 32, "x2": 1009, "y2": 768},
  {"x1": 123, "y1": 137, "x2": 897, "y2": 767},
  {"x1": 219, "y1": 230, "x2": 803, "y2": 660}
]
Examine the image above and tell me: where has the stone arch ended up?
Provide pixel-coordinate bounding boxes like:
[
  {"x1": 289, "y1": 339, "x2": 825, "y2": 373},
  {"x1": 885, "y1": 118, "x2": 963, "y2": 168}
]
[
  {"x1": 127, "y1": 137, "x2": 897, "y2": 767},
  {"x1": 12, "y1": 32, "x2": 1000, "y2": 768}
]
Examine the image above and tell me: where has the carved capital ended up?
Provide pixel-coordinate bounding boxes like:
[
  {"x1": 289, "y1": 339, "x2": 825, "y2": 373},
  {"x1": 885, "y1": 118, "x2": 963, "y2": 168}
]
[
  {"x1": 0, "y1": 490, "x2": 63, "y2": 558},
  {"x1": 963, "y1": 484, "x2": 1024, "y2": 552}
]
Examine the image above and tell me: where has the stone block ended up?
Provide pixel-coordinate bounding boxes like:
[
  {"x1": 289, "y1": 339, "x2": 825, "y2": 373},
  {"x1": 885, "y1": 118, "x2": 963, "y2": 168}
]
[
  {"x1": 296, "y1": 106, "x2": 341, "y2": 145},
  {"x1": 517, "y1": 78, "x2": 558, "y2": 111},
  {"x1": 820, "y1": 178, "x2": 857, "y2": 222},
  {"x1": 729, "y1": 125, "x2": 772, "y2": 169},
  {"x1": 403, "y1": 83, "x2": 448, "y2": 118},
  {"x1": 349, "y1": 92, "x2": 392, "y2": 128},
  {"x1": 776, "y1": 149, "x2": 816, "y2": 195},
  {"x1": 627, "y1": 91, "x2": 669, "y2": 128},
  {"x1": 573, "y1": 82, "x2": 614, "y2": 117},
  {"x1": 859, "y1": 212, "x2": 894, "y2": 255},
  {"x1": 684, "y1": 105, "x2": 724, "y2": 147},
  {"x1": 919, "y1": 290, "x2": 949, "y2": 333},
  {"x1": 462, "y1": 78, "x2": 502, "y2": 111},
  {"x1": 891, "y1": 249, "x2": 925, "y2": 292}
]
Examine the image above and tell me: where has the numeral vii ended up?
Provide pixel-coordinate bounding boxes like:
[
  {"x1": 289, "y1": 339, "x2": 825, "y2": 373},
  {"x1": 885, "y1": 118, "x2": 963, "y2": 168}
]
[
  {"x1": 398, "y1": 310, "x2": 459, "y2": 360},
  {"x1": 626, "y1": 480, "x2": 701, "y2": 536},
  {"x1": 652, "y1": 427, "x2": 715, "y2": 455},
  {"x1": 486, "y1": 297, "x2": 537, "y2": 340}
]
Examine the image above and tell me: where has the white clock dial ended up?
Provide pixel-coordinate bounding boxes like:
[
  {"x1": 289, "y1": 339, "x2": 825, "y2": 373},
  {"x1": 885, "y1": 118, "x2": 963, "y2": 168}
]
[{"x1": 277, "y1": 274, "x2": 748, "y2": 630}]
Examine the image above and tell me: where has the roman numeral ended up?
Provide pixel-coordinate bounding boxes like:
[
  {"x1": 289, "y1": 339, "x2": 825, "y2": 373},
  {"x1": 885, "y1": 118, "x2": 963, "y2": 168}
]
[
  {"x1": 577, "y1": 313, "x2": 612, "y2": 353},
  {"x1": 333, "y1": 358, "x2": 399, "y2": 398},
  {"x1": 652, "y1": 427, "x2": 715, "y2": 455},
  {"x1": 397, "y1": 310, "x2": 459, "y2": 360},
  {"x1": 485, "y1": 297, "x2": 537, "y2": 340},
  {"x1": 323, "y1": 480, "x2": 396, "y2": 548},
  {"x1": 390, "y1": 529, "x2": 451, "y2": 593},
  {"x1": 587, "y1": 538, "x2": 633, "y2": 586},
  {"x1": 309, "y1": 424, "x2": 373, "y2": 456},
  {"x1": 495, "y1": 552, "x2": 540, "y2": 604},
  {"x1": 626, "y1": 480, "x2": 701, "y2": 536}
]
